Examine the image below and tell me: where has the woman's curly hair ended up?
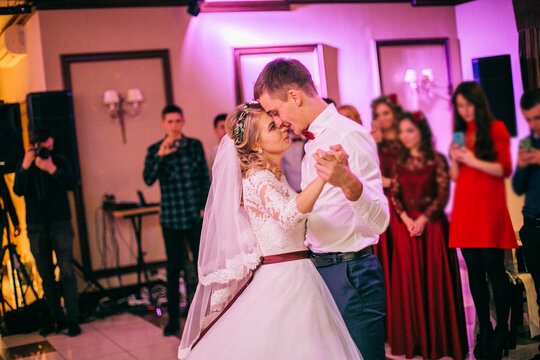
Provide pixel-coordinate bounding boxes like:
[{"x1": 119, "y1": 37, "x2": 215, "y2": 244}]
[{"x1": 226, "y1": 102, "x2": 283, "y2": 179}]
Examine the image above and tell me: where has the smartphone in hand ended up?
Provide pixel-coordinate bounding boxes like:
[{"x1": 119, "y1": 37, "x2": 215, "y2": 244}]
[
  {"x1": 172, "y1": 138, "x2": 187, "y2": 149},
  {"x1": 519, "y1": 137, "x2": 532, "y2": 152},
  {"x1": 453, "y1": 132, "x2": 465, "y2": 147}
]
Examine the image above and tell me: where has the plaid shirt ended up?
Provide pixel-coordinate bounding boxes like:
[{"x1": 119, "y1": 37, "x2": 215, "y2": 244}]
[{"x1": 143, "y1": 136, "x2": 210, "y2": 230}]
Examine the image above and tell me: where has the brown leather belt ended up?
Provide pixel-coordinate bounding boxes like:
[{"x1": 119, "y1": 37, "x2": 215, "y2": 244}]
[{"x1": 310, "y1": 246, "x2": 374, "y2": 268}]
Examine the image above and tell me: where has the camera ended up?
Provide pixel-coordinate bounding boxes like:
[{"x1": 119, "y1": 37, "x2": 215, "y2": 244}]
[
  {"x1": 172, "y1": 138, "x2": 187, "y2": 149},
  {"x1": 34, "y1": 146, "x2": 51, "y2": 159},
  {"x1": 30, "y1": 128, "x2": 53, "y2": 159}
]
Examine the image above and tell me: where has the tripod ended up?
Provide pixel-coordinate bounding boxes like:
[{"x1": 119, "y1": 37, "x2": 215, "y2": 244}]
[{"x1": 0, "y1": 175, "x2": 40, "y2": 316}]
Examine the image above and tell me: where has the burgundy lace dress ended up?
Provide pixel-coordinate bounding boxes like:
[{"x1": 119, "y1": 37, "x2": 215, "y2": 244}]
[
  {"x1": 375, "y1": 138, "x2": 402, "y2": 342},
  {"x1": 388, "y1": 152, "x2": 467, "y2": 360}
]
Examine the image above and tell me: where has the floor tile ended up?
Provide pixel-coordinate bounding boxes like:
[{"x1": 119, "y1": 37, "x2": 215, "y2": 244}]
[
  {"x1": 105, "y1": 327, "x2": 177, "y2": 351},
  {"x1": 45, "y1": 331, "x2": 112, "y2": 350},
  {"x1": 95, "y1": 353, "x2": 136, "y2": 360},
  {"x1": 56, "y1": 342, "x2": 127, "y2": 360},
  {"x1": 128, "y1": 339, "x2": 179, "y2": 360}
]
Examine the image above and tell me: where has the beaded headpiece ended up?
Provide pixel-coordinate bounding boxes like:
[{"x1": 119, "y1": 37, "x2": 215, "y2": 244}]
[{"x1": 232, "y1": 100, "x2": 259, "y2": 145}]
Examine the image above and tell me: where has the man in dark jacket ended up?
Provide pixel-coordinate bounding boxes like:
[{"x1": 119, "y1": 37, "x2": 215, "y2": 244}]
[{"x1": 13, "y1": 128, "x2": 80, "y2": 337}]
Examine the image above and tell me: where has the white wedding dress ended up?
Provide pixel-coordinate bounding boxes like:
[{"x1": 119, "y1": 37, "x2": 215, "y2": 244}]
[{"x1": 186, "y1": 169, "x2": 362, "y2": 360}]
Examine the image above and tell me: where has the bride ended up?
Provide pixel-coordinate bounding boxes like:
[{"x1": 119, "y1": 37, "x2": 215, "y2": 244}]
[{"x1": 178, "y1": 101, "x2": 362, "y2": 359}]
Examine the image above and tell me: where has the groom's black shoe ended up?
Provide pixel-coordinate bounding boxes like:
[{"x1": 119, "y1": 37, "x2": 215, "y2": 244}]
[{"x1": 163, "y1": 321, "x2": 179, "y2": 336}]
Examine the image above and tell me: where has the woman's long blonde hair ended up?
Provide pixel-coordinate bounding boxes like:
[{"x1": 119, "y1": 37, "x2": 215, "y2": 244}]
[{"x1": 226, "y1": 102, "x2": 283, "y2": 179}]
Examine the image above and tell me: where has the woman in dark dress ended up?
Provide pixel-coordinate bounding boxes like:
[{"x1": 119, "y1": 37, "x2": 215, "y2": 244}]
[
  {"x1": 389, "y1": 111, "x2": 467, "y2": 360},
  {"x1": 370, "y1": 94, "x2": 403, "y2": 342}
]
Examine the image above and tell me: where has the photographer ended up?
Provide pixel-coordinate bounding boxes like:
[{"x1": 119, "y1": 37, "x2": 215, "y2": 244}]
[
  {"x1": 13, "y1": 128, "x2": 80, "y2": 337},
  {"x1": 143, "y1": 104, "x2": 210, "y2": 336}
]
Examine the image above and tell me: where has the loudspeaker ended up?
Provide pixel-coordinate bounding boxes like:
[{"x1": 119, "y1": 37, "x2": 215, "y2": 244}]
[
  {"x1": 2, "y1": 299, "x2": 48, "y2": 335},
  {"x1": 26, "y1": 91, "x2": 81, "y2": 184},
  {"x1": 0, "y1": 102, "x2": 24, "y2": 173},
  {"x1": 473, "y1": 55, "x2": 517, "y2": 137}
]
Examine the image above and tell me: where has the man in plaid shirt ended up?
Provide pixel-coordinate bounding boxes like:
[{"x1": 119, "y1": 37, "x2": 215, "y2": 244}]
[{"x1": 143, "y1": 104, "x2": 210, "y2": 336}]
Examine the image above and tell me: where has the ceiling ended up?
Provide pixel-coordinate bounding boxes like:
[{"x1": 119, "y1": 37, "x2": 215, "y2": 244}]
[
  {"x1": 0, "y1": 0, "x2": 472, "y2": 34},
  {"x1": 6, "y1": 0, "x2": 472, "y2": 10}
]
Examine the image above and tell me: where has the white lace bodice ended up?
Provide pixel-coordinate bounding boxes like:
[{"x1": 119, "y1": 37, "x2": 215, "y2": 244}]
[{"x1": 243, "y1": 170, "x2": 308, "y2": 256}]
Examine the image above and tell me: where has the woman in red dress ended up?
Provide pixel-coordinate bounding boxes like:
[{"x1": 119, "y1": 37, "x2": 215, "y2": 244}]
[
  {"x1": 389, "y1": 111, "x2": 468, "y2": 360},
  {"x1": 449, "y1": 82, "x2": 518, "y2": 360},
  {"x1": 370, "y1": 94, "x2": 403, "y2": 342}
]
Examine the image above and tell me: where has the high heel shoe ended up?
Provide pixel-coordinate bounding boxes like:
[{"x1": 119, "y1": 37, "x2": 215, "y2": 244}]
[
  {"x1": 487, "y1": 327, "x2": 509, "y2": 360},
  {"x1": 474, "y1": 326, "x2": 493, "y2": 359}
]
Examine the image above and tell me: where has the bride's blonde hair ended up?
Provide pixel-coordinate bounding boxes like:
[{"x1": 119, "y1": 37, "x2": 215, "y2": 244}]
[{"x1": 226, "y1": 102, "x2": 283, "y2": 179}]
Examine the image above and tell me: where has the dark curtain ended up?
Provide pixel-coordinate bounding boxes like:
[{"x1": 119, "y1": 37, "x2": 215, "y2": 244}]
[
  {"x1": 514, "y1": 0, "x2": 540, "y2": 91},
  {"x1": 519, "y1": 28, "x2": 540, "y2": 91}
]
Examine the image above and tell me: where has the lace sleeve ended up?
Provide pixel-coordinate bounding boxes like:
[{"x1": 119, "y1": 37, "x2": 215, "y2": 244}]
[
  {"x1": 389, "y1": 163, "x2": 405, "y2": 216},
  {"x1": 246, "y1": 170, "x2": 306, "y2": 230},
  {"x1": 423, "y1": 154, "x2": 450, "y2": 220}
]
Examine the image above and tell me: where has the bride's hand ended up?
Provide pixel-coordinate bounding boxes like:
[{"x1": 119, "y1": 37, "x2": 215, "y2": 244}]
[{"x1": 314, "y1": 147, "x2": 355, "y2": 188}]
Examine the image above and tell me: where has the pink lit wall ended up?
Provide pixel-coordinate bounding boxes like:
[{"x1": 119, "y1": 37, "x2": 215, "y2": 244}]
[
  {"x1": 33, "y1": 3, "x2": 461, "y2": 284},
  {"x1": 455, "y1": 0, "x2": 526, "y2": 230},
  {"x1": 38, "y1": 4, "x2": 461, "y2": 149}
]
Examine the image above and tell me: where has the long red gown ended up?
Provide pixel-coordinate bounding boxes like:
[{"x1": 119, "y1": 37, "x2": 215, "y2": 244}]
[
  {"x1": 375, "y1": 138, "x2": 402, "y2": 343},
  {"x1": 389, "y1": 152, "x2": 468, "y2": 360},
  {"x1": 449, "y1": 120, "x2": 518, "y2": 249}
]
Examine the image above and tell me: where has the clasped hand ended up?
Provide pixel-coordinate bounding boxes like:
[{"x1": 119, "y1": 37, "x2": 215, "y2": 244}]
[
  {"x1": 313, "y1": 144, "x2": 350, "y2": 187},
  {"x1": 401, "y1": 213, "x2": 428, "y2": 237}
]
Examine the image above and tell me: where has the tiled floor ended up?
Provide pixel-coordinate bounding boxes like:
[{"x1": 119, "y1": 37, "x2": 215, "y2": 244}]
[
  {"x1": 1, "y1": 311, "x2": 539, "y2": 359},
  {"x1": 0, "y1": 313, "x2": 180, "y2": 360}
]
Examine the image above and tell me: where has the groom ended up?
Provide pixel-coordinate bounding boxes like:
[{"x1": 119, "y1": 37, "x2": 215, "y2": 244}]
[{"x1": 254, "y1": 59, "x2": 389, "y2": 359}]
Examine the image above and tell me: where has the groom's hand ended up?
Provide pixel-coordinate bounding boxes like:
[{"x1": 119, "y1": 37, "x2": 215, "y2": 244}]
[
  {"x1": 328, "y1": 144, "x2": 349, "y2": 166},
  {"x1": 313, "y1": 146, "x2": 363, "y2": 201}
]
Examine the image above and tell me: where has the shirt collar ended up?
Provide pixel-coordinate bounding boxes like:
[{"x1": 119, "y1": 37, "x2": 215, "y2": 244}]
[{"x1": 307, "y1": 103, "x2": 336, "y2": 138}]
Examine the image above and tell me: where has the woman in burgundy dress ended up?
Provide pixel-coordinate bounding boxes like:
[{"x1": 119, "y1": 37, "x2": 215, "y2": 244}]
[
  {"x1": 370, "y1": 94, "x2": 403, "y2": 342},
  {"x1": 449, "y1": 82, "x2": 517, "y2": 360},
  {"x1": 389, "y1": 111, "x2": 467, "y2": 360}
]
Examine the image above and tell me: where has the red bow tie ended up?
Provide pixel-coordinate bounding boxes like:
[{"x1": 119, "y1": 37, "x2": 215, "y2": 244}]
[{"x1": 302, "y1": 130, "x2": 315, "y2": 140}]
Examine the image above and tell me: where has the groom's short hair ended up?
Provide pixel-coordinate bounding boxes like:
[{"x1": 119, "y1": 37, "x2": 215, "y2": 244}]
[{"x1": 254, "y1": 58, "x2": 318, "y2": 101}]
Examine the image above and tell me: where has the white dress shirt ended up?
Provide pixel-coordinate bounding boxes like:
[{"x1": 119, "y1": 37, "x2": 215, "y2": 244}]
[{"x1": 301, "y1": 104, "x2": 389, "y2": 253}]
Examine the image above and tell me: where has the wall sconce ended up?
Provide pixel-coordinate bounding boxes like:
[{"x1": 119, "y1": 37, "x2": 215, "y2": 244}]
[
  {"x1": 404, "y1": 68, "x2": 435, "y2": 97},
  {"x1": 103, "y1": 88, "x2": 143, "y2": 143}
]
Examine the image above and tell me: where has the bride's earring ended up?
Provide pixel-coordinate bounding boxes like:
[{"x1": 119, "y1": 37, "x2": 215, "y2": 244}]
[{"x1": 258, "y1": 148, "x2": 263, "y2": 154}]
